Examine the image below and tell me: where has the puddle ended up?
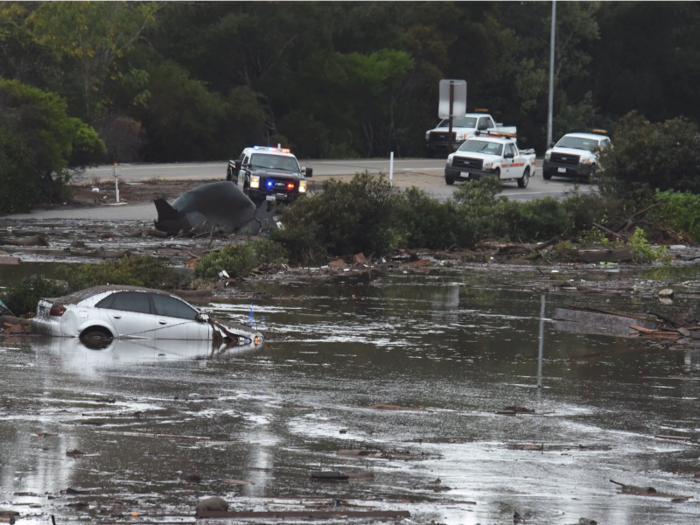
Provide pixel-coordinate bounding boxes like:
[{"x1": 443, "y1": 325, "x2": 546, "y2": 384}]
[{"x1": 1, "y1": 273, "x2": 700, "y2": 524}]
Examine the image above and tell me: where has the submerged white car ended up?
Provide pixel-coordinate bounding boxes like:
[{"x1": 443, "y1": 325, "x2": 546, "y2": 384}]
[{"x1": 33, "y1": 285, "x2": 263, "y2": 348}]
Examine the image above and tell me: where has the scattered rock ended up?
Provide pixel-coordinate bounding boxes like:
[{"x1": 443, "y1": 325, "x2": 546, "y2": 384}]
[{"x1": 196, "y1": 497, "x2": 228, "y2": 515}]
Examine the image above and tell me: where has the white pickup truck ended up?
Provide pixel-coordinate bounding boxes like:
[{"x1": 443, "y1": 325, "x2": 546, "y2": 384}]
[
  {"x1": 444, "y1": 131, "x2": 536, "y2": 188},
  {"x1": 425, "y1": 112, "x2": 517, "y2": 157},
  {"x1": 542, "y1": 131, "x2": 611, "y2": 181}
]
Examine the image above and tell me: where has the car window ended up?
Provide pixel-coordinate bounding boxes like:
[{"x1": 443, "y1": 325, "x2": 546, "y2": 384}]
[
  {"x1": 98, "y1": 292, "x2": 151, "y2": 314},
  {"x1": 459, "y1": 140, "x2": 503, "y2": 156},
  {"x1": 505, "y1": 144, "x2": 515, "y2": 156},
  {"x1": 478, "y1": 117, "x2": 490, "y2": 130},
  {"x1": 151, "y1": 294, "x2": 198, "y2": 320},
  {"x1": 436, "y1": 117, "x2": 477, "y2": 128},
  {"x1": 250, "y1": 154, "x2": 299, "y2": 171},
  {"x1": 556, "y1": 136, "x2": 599, "y2": 151}
]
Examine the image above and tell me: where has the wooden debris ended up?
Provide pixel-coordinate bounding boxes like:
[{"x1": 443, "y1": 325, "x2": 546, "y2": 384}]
[
  {"x1": 225, "y1": 478, "x2": 255, "y2": 485},
  {"x1": 578, "y1": 247, "x2": 633, "y2": 263},
  {"x1": 365, "y1": 403, "x2": 423, "y2": 411},
  {"x1": 655, "y1": 435, "x2": 692, "y2": 442},
  {"x1": 610, "y1": 479, "x2": 693, "y2": 499},
  {"x1": 0, "y1": 234, "x2": 49, "y2": 246},
  {"x1": 196, "y1": 510, "x2": 410, "y2": 520},
  {"x1": 0, "y1": 256, "x2": 20, "y2": 265},
  {"x1": 311, "y1": 471, "x2": 349, "y2": 481},
  {"x1": 497, "y1": 406, "x2": 535, "y2": 415},
  {"x1": 553, "y1": 307, "x2": 659, "y2": 339}
]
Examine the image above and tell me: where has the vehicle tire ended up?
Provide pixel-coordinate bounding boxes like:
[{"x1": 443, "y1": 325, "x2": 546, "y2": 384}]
[
  {"x1": 518, "y1": 167, "x2": 530, "y2": 188},
  {"x1": 543, "y1": 171, "x2": 552, "y2": 180},
  {"x1": 445, "y1": 177, "x2": 454, "y2": 186},
  {"x1": 226, "y1": 166, "x2": 232, "y2": 181},
  {"x1": 493, "y1": 168, "x2": 501, "y2": 179},
  {"x1": 80, "y1": 327, "x2": 114, "y2": 350}
]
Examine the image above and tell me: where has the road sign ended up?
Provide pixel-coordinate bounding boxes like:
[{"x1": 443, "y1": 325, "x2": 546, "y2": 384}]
[{"x1": 438, "y1": 79, "x2": 467, "y2": 119}]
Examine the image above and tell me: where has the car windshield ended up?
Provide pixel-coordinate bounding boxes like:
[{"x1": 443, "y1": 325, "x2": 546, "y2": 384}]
[
  {"x1": 458, "y1": 140, "x2": 503, "y2": 156},
  {"x1": 556, "y1": 136, "x2": 600, "y2": 151},
  {"x1": 435, "y1": 117, "x2": 477, "y2": 129},
  {"x1": 250, "y1": 154, "x2": 299, "y2": 172}
]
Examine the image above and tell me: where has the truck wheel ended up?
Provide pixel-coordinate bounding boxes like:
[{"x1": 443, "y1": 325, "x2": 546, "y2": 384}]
[
  {"x1": 518, "y1": 167, "x2": 530, "y2": 188},
  {"x1": 445, "y1": 177, "x2": 454, "y2": 186},
  {"x1": 543, "y1": 171, "x2": 552, "y2": 180},
  {"x1": 226, "y1": 167, "x2": 233, "y2": 181},
  {"x1": 493, "y1": 168, "x2": 501, "y2": 179}
]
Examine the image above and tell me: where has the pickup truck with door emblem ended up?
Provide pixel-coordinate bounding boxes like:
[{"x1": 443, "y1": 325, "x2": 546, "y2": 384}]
[
  {"x1": 226, "y1": 146, "x2": 312, "y2": 204},
  {"x1": 425, "y1": 111, "x2": 517, "y2": 157},
  {"x1": 543, "y1": 131, "x2": 611, "y2": 181},
  {"x1": 444, "y1": 131, "x2": 536, "y2": 188}
]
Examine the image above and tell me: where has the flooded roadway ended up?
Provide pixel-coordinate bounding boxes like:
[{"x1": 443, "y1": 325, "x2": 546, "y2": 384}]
[{"x1": 2, "y1": 270, "x2": 700, "y2": 524}]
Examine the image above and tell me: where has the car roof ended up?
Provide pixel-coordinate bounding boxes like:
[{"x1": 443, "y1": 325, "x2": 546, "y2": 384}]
[
  {"x1": 561, "y1": 133, "x2": 608, "y2": 141},
  {"x1": 45, "y1": 285, "x2": 186, "y2": 305},
  {"x1": 245, "y1": 146, "x2": 297, "y2": 158}
]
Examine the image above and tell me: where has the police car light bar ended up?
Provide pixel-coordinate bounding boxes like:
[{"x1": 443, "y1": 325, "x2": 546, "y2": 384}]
[
  {"x1": 477, "y1": 130, "x2": 517, "y2": 139},
  {"x1": 253, "y1": 146, "x2": 291, "y2": 153}
]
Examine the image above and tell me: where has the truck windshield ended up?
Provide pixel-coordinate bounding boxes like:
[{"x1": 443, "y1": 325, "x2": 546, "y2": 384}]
[
  {"x1": 250, "y1": 154, "x2": 299, "y2": 172},
  {"x1": 458, "y1": 140, "x2": 503, "y2": 156},
  {"x1": 556, "y1": 136, "x2": 600, "y2": 151},
  {"x1": 436, "y1": 117, "x2": 477, "y2": 129}
]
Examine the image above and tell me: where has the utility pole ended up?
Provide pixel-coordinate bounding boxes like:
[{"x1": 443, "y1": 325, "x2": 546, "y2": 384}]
[{"x1": 547, "y1": 0, "x2": 556, "y2": 148}]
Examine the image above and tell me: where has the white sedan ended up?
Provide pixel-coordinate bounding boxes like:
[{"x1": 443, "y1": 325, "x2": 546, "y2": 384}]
[{"x1": 33, "y1": 285, "x2": 263, "y2": 348}]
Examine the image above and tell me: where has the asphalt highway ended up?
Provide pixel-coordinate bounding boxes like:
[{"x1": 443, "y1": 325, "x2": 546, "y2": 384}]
[
  {"x1": 4, "y1": 158, "x2": 595, "y2": 220},
  {"x1": 84, "y1": 157, "x2": 594, "y2": 202}
]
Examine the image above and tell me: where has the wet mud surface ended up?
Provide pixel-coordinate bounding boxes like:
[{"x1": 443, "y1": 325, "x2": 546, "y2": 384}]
[{"x1": 3, "y1": 269, "x2": 700, "y2": 524}]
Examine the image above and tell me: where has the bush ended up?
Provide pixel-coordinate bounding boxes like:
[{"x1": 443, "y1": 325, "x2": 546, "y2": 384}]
[
  {"x1": 272, "y1": 172, "x2": 397, "y2": 261},
  {"x1": 392, "y1": 187, "x2": 459, "y2": 249},
  {"x1": 195, "y1": 239, "x2": 288, "y2": 278},
  {"x1": 65, "y1": 256, "x2": 186, "y2": 291},
  {"x1": 0, "y1": 127, "x2": 39, "y2": 213},
  {"x1": 1, "y1": 274, "x2": 68, "y2": 317},
  {"x1": 597, "y1": 111, "x2": 700, "y2": 203},
  {"x1": 651, "y1": 189, "x2": 700, "y2": 243}
]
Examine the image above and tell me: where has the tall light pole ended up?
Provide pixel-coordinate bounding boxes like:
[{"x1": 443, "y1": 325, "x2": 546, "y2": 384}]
[{"x1": 546, "y1": 0, "x2": 556, "y2": 148}]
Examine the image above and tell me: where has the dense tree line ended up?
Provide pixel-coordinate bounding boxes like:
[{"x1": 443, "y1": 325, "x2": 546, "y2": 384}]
[{"x1": 1, "y1": 1, "x2": 700, "y2": 164}]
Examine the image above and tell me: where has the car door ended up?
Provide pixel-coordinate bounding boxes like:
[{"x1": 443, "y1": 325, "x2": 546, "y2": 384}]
[
  {"x1": 237, "y1": 153, "x2": 250, "y2": 190},
  {"x1": 502, "y1": 143, "x2": 516, "y2": 178},
  {"x1": 151, "y1": 293, "x2": 211, "y2": 340},
  {"x1": 96, "y1": 291, "x2": 158, "y2": 339}
]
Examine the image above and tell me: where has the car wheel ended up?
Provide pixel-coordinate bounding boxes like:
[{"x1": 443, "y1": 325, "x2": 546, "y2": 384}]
[
  {"x1": 543, "y1": 171, "x2": 552, "y2": 180},
  {"x1": 226, "y1": 167, "x2": 233, "y2": 181},
  {"x1": 445, "y1": 177, "x2": 454, "y2": 186},
  {"x1": 80, "y1": 327, "x2": 114, "y2": 350},
  {"x1": 518, "y1": 167, "x2": 530, "y2": 188},
  {"x1": 493, "y1": 168, "x2": 501, "y2": 179}
]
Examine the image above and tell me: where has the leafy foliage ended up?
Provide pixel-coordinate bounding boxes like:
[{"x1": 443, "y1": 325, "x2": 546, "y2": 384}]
[
  {"x1": 1, "y1": 274, "x2": 67, "y2": 317},
  {"x1": 0, "y1": 79, "x2": 105, "y2": 209},
  {"x1": 651, "y1": 189, "x2": 700, "y2": 243},
  {"x1": 195, "y1": 239, "x2": 288, "y2": 279},
  {"x1": 597, "y1": 112, "x2": 700, "y2": 203},
  {"x1": 65, "y1": 256, "x2": 186, "y2": 291}
]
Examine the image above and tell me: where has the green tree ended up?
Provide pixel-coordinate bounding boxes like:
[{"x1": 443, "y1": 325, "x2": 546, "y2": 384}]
[
  {"x1": 27, "y1": 1, "x2": 160, "y2": 119},
  {"x1": 598, "y1": 112, "x2": 700, "y2": 203},
  {"x1": 0, "y1": 79, "x2": 105, "y2": 209}
]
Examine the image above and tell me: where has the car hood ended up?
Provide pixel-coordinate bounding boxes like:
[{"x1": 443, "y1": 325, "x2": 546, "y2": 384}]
[
  {"x1": 550, "y1": 147, "x2": 597, "y2": 159},
  {"x1": 251, "y1": 168, "x2": 304, "y2": 180}
]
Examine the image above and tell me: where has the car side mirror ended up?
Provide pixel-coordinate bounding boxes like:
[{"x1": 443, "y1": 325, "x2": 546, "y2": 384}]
[
  {"x1": 302, "y1": 167, "x2": 313, "y2": 177},
  {"x1": 196, "y1": 313, "x2": 209, "y2": 323},
  {"x1": 549, "y1": 142, "x2": 555, "y2": 148},
  {"x1": 504, "y1": 152, "x2": 514, "y2": 159}
]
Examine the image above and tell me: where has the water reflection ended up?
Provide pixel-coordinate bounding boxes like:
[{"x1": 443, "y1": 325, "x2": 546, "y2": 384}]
[{"x1": 31, "y1": 336, "x2": 261, "y2": 378}]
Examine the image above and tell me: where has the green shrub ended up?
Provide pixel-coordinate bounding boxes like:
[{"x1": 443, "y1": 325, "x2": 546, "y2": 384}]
[
  {"x1": 195, "y1": 239, "x2": 288, "y2": 278},
  {"x1": 597, "y1": 111, "x2": 700, "y2": 203},
  {"x1": 392, "y1": 187, "x2": 459, "y2": 249},
  {"x1": 65, "y1": 256, "x2": 186, "y2": 291},
  {"x1": 651, "y1": 189, "x2": 700, "y2": 243},
  {"x1": 628, "y1": 227, "x2": 670, "y2": 264},
  {"x1": 1, "y1": 275, "x2": 68, "y2": 317}
]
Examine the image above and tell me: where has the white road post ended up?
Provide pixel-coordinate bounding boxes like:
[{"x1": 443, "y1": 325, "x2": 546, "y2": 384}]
[
  {"x1": 389, "y1": 152, "x2": 394, "y2": 187},
  {"x1": 114, "y1": 162, "x2": 120, "y2": 203}
]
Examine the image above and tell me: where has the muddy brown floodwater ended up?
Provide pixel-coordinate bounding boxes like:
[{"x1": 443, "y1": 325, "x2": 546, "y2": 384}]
[{"x1": 2, "y1": 264, "x2": 700, "y2": 525}]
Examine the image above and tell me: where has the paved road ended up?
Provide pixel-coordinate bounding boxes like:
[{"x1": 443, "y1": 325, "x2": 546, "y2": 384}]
[
  {"x1": 4, "y1": 158, "x2": 594, "y2": 221},
  {"x1": 84, "y1": 158, "x2": 593, "y2": 202}
]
